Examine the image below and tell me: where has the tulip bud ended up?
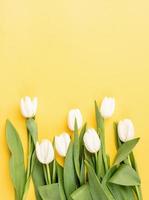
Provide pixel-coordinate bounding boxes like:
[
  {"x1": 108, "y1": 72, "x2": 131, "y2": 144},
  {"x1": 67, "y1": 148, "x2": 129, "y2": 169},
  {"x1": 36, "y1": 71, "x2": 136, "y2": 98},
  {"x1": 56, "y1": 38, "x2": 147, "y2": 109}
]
[
  {"x1": 55, "y1": 132, "x2": 71, "y2": 157},
  {"x1": 118, "y1": 119, "x2": 135, "y2": 142},
  {"x1": 36, "y1": 139, "x2": 54, "y2": 164},
  {"x1": 68, "y1": 109, "x2": 83, "y2": 131},
  {"x1": 100, "y1": 97, "x2": 115, "y2": 119},
  {"x1": 20, "y1": 96, "x2": 38, "y2": 118},
  {"x1": 83, "y1": 128, "x2": 101, "y2": 153}
]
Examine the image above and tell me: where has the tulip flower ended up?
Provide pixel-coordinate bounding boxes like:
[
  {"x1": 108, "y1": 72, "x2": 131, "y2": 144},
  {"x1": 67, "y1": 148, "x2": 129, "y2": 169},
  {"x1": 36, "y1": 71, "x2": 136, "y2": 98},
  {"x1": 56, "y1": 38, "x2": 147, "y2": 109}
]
[
  {"x1": 20, "y1": 96, "x2": 38, "y2": 118},
  {"x1": 36, "y1": 139, "x2": 54, "y2": 164},
  {"x1": 68, "y1": 109, "x2": 83, "y2": 131},
  {"x1": 118, "y1": 119, "x2": 135, "y2": 142},
  {"x1": 83, "y1": 128, "x2": 101, "y2": 153},
  {"x1": 100, "y1": 97, "x2": 115, "y2": 119},
  {"x1": 55, "y1": 132, "x2": 71, "y2": 157}
]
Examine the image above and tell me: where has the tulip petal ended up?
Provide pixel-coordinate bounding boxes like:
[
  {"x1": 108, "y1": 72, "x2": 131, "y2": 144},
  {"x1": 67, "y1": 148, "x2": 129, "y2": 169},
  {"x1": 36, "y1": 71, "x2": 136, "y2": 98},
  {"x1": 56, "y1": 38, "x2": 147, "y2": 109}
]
[
  {"x1": 36, "y1": 140, "x2": 54, "y2": 164},
  {"x1": 20, "y1": 98, "x2": 28, "y2": 118},
  {"x1": 32, "y1": 97, "x2": 38, "y2": 116}
]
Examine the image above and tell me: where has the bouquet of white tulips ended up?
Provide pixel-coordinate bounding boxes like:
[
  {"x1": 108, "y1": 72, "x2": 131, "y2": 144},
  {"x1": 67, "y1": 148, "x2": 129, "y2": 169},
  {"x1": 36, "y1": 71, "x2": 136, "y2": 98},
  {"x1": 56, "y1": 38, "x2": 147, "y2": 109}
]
[{"x1": 6, "y1": 96, "x2": 142, "y2": 200}]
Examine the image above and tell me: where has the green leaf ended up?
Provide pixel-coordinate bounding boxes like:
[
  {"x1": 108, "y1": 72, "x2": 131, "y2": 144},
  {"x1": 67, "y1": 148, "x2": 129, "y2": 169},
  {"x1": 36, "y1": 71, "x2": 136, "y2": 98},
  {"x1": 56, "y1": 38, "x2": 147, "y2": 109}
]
[
  {"x1": 95, "y1": 101, "x2": 108, "y2": 173},
  {"x1": 85, "y1": 161, "x2": 109, "y2": 200},
  {"x1": 79, "y1": 123, "x2": 87, "y2": 185},
  {"x1": 113, "y1": 123, "x2": 122, "y2": 150},
  {"x1": 114, "y1": 138, "x2": 140, "y2": 165},
  {"x1": 71, "y1": 184, "x2": 93, "y2": 200},
  {"x1": 57, "y1": 162, "x2": 66, "y2": 200},
  {"x1": 84, "y1": 149, "x2": 95, "y2": 169},
  {"x1": 32, "y1": 158, "x2": 46, "y2": 200},
  {"x1": 51, "y1": 160, "x2": 57, "y2": 183},
  {"x1": 95, "y1": 101, "x2": 104, "y2": 134},
  {"x1": 102, "y1": 165, "x2": 117, "y2": 185},
  {"x1": 129, "y1": 152, "x2": 143, "y2": 200},
  {"x1": 80, "y1": 158, "x2": 85, "y2": 185},
  {"x1": 6, "y1": 120, "x2": 26, "y2": 200},
  {"x1": 108, "y1": 183, "x2": 135, "y2": 200},
  {"x1": 79, "y1": 123, "x2": 87, "y2": 158},
  {"x1": 106, "y1": 154, "x2": 110, "y2": 169},
  {"x1": 96, "y1": 150, "x2": 105, "y2": 180},
  {"x1": 64, "y1": 142, "x2": 78, "y2": 199},
  {"x1": 26, "y1": 118, "x2": 38, "y2": 145},
  {"x1": 97, "y1": 165, "x2": 116, "y2": 200},
  {"x1": 109, "y1": 164, "x2": 141, "y2": 186},
  {"x1": 74, "y1": 120, "x2": 80, "y2": 179},
  {"x1": 38, "y1": 183, "x2": 61, "y2": 200}
]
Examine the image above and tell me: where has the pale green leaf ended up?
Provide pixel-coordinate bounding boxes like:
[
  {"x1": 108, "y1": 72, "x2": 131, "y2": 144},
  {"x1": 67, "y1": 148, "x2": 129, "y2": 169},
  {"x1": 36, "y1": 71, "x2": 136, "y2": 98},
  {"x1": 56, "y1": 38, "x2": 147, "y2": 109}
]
[
  {"x1": 71, "y1": 184, "x2": 92, "y2": 200},
  {"x1": 32, "y1": 158, "x2": 46, "y2": 200},
  {"x1": 109, "y1": 164, "x2": 141, "y2": 186},
  {"x1": 114, "y1": 138, "x2": 140, "y2": 165},
  {"x1": 95, "y1": 101, "x2": 104, "y2": 134},
  {"x1": 74, "y1": 120, "x2": 80, "y2": 179},
  {"x1": 57, "y1": 162, "x2": 66, "y2": 200},
  {"x1": 64, "y1": 142, "x2": 78, "y2": 199},
  {"x1": 26, "y1": 118, "x2": 38, "y2": 145},
  {"x1": 85, "y1": 161, "x2": 109, "y2": 200},
  {"x1": 108, "y1": 183, "x2": 135, "y2": 200},
  {"x1": 38, "y1": 183, "x2": 61, "y2": 200},
  {"x1": 6, "y1": 120, "x2": 26, "y2": 200}
]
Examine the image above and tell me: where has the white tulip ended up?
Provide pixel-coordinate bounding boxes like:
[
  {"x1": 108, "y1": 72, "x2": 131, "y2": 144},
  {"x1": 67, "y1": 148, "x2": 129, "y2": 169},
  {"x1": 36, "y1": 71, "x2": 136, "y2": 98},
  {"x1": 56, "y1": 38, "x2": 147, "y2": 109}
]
[
  {"x1": 83, "y1": 128, "x2": 101, "y2": 153},
  {"x1": 36, "y1": 139, "x2": 54, "y2": 164},
  {"x1": 68, "y1": 109, "x2": 83, "y2": 131},
  {"x1": 100, "y1": 97, "x2": 115, "y2": 119},
  {"x1": 20, "y1": 96, "x2": 38, "y2": 118},
  {"x1": 118, "y1": 119, "x2": 135, "y2": 142},
  {"x1": 55, "y1": 132, "x2": 71, "y2": 157}
]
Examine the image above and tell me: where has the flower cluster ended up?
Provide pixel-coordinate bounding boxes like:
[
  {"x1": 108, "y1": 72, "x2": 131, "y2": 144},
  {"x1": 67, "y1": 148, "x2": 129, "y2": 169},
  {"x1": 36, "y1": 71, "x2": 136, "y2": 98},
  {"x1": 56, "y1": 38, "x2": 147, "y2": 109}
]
[{"x1": 6, "y1": 96, "x2": 142, "y2": 200}]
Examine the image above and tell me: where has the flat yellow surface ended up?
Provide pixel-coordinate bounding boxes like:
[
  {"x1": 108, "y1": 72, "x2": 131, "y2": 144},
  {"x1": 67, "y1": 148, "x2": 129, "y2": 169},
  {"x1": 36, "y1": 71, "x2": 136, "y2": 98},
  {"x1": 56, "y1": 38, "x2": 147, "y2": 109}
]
[{"x1": 0, "y1": 0, "x2": 149, "y2": 199}]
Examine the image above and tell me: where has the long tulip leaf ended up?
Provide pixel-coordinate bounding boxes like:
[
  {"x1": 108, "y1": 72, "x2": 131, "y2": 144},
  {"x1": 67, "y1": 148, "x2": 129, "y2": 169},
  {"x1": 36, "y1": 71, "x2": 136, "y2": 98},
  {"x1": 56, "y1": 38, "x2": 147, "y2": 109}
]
[
  {"x1": 32, "y1": 158, "x2": 46, "y2": 200},
  {"x1": 108, "y1": 183, "x2": 135, "y2": 200},
  {"x1": 96, "y1": 150, "x2": 105, "y2": 180},
  {"x1": 85, "y1": 161, "x2": 109, "y2": 200},
  {"x1": 71, "y1": 184, "x2": 93, "y2": 200},
  {"x1": 38, "y1": 183, "x2": 61, "y2": 200},
  {"x1": 79, "y1": 123, "x2": 87, "y2": 157},
  {"x1": 26, "y1": 118, "x2": 38, "y2": 145},
  {"x1": 95, "y1": 101, "x2": 108, "y2": 173},
  {"x1": 74, "y1": 120, "x2": 80, "y2": 179},
  {"x1": 57, "y1": 162, "x2": 66, "y2": 200},
  {"x1": 109, "y1": 164, "x2": 141, "y2": 186},
  {"x1": 114, "y1": 138, "x2": 140, "y2": 165},
  {"x1": 6, "y1": 120, "x2": 26, "y2": 200},
  {"x1": 64, "y1": 142, "x2": 78, "y2": 199},
  {"x1": 95, "y1": 101, "x2": 104, "y2": 133}
]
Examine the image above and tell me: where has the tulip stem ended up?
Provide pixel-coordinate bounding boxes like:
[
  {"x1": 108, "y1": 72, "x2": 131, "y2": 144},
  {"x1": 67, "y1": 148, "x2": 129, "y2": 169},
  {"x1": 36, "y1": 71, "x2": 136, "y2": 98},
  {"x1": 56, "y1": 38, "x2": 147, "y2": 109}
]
[
  {"x1": 100, "y1": 127, "x2": 108, "y2": 172},
  {"x1": 95, "y1": 152, "x2": 98, "y2": 174},
  {"x1": 46, "y1": 164, "x2": 51, "y2": 184},
  {"x1": 27, "y1": 134, "x2": 31, "y2": 179},
  {"x1": 43, "y1": 165, "x2": 48, "y2": 184}
]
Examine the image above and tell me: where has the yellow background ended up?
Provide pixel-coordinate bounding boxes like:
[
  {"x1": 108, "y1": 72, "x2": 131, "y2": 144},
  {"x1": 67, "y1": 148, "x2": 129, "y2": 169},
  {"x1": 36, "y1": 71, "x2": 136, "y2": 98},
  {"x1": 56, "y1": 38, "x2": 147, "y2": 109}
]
[{"x1": 0, "y1": 0, "x2": 149, "y2": 199}]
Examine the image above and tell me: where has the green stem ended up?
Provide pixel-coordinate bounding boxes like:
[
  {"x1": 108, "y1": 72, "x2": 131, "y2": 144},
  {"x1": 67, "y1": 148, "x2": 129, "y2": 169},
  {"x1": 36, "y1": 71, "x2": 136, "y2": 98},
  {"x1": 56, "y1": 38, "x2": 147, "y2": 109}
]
[
  {"x1": 95, "y1": 152, "x2": 98, "y2": 163},
  {"x1": 43, "y1": 165, "x2": 48, "y2": 184},
  {"x1": 52, "y1": 160, "x2": 56, "y2": 183},
  {"x1": 100, "y1": 127, "x2": 108, "y2": 172},
  {"x1": 26, "y1": 134, "x2": 31, "y2": 179},
  {"x1": 95, "y1": 152, "x2": 98, "y2": 173},
  {"x1": 46, "y1": 164, "x2": 51, "y2": 184}
]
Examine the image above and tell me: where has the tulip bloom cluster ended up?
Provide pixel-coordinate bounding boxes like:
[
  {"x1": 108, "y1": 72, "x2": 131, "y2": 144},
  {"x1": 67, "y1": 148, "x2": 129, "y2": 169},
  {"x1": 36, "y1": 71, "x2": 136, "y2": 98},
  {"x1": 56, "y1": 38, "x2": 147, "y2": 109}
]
[{"x1": 6, "y1": 96, "x2": 142, "y2": 200}]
